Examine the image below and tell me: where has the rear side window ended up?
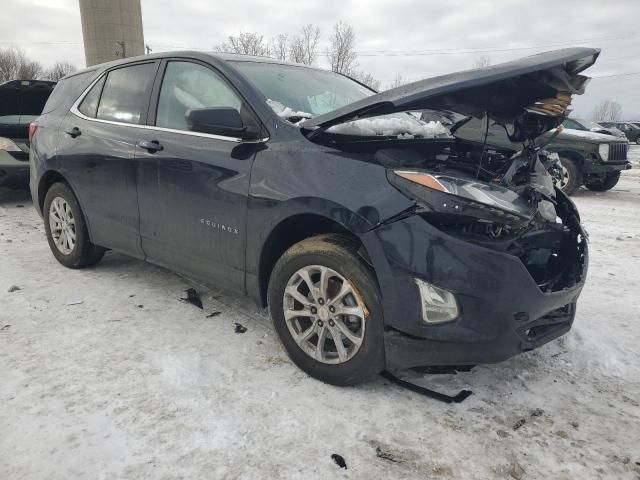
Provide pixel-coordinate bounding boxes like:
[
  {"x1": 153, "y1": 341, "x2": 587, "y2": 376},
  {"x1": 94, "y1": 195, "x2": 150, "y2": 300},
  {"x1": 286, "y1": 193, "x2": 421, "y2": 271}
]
[
  {"x1": 42, "y1": 71, "x2": 95, "y2": 114},
  {"x1": 78, "y1": 76, "x2": 105, "y2": 118},
  {"x1": 97, "y1": 63, "x2": 156, "y2": 124}
]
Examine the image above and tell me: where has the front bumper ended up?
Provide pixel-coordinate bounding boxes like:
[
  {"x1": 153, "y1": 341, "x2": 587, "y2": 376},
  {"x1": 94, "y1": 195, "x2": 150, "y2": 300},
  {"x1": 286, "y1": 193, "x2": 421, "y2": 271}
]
[
  {"x1": 362, "y1": 209, "x2": 587, "y2": 370},
  {"x1": 584, "y1": 161, "x2": 632, "y2": 175}
]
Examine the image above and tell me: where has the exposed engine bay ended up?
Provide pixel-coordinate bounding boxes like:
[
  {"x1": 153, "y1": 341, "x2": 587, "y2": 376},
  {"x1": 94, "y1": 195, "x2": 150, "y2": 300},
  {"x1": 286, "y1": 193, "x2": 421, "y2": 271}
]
[{"x1": 315, "y1": 126, "x2": 587, "y2": 293}]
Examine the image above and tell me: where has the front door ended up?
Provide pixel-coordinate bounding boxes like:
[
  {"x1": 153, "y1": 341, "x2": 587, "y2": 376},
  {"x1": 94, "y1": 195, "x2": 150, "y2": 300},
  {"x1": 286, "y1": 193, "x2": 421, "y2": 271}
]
[
  {"x1": 136, "y1": 59, "x2": 263, "y2": 291},
  {"x1": 57, "y1": 61, "x2": 158, "y2": 257}
]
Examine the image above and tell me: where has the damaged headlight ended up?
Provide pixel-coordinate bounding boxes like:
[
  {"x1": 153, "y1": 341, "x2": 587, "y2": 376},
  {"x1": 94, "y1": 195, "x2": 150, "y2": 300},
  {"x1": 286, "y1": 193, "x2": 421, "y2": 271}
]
[{"x1": 389, "y1": 170, "x2": 536, "y2": 225}]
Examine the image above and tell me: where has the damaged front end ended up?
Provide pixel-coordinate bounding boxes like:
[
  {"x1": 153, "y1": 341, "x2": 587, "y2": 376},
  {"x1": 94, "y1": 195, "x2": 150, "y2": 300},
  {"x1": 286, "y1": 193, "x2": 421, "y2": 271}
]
[
  {"x1": 300, "y1": 48, "x2": 598, "y2": 295},
  {"x1": 382, "y1": 142, "x2": 587, "y2": 294}
]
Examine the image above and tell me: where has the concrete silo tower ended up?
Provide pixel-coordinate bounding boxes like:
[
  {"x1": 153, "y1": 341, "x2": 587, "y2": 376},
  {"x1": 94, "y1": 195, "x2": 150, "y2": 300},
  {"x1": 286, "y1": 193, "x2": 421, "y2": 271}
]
[{"x1": 79, "y1": 0, "x2": 145, "y2": 67}]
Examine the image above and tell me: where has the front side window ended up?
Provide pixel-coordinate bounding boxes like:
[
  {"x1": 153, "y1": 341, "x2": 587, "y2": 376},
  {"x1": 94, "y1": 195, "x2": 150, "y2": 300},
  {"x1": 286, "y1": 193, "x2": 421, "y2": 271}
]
[
  {"x1": 78, "y1": 76, "x2": 105, "y2": 118},
  {"x1": 97, "y1": 63, "x2": 156, "y2": 124},
  {"x1": 156, "y1": 61, "x2": 242, "y2": 131}
]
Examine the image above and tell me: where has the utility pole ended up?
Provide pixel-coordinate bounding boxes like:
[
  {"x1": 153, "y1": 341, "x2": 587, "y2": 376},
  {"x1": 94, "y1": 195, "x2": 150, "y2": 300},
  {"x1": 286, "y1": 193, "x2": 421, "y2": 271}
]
[
  {"x1": 116, "y1": 41, "x2": 126, "y2": 59},
  {"x1": 145, "y1": 44, "x2": 152, "y2": 55}
]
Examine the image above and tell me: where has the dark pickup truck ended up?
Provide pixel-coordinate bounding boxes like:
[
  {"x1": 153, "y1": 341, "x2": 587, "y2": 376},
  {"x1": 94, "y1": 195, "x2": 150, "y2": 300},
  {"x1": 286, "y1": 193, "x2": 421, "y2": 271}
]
[
  {"x1": 454, "y1": 118, "x2": 631, "y2": 195},
  {"x1": 0, "y1": 80, "x2": 56, "y2": 188}
]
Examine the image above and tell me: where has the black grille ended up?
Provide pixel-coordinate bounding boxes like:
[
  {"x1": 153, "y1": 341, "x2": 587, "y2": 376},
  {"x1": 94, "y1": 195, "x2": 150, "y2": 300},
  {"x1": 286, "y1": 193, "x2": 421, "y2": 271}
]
[{"x1": 609, "y1": 143, "x2": 627, "y2": 161}]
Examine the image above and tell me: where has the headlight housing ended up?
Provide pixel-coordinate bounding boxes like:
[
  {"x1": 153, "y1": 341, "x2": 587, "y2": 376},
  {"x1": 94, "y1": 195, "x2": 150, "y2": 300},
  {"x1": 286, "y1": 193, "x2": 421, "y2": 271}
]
[
  {"x1": 389, "y1": 170, "x2": 536, "y2": 226},
  {"x1": 598, "y1": 144, "x2": 609, "y2": 161}
]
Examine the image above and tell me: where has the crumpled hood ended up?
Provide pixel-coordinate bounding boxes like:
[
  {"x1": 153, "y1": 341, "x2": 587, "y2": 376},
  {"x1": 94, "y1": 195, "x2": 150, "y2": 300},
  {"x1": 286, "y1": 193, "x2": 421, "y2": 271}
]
[{"x1": 302, "y1": 47, "x2": 600, "y2": 141}]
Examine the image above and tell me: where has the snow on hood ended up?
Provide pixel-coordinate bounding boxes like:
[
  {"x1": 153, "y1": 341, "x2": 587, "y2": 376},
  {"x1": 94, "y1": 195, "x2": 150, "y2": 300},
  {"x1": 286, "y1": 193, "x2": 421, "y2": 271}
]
[{"x1": 326, "y1": 115, "x2": 449, "y2": 139}]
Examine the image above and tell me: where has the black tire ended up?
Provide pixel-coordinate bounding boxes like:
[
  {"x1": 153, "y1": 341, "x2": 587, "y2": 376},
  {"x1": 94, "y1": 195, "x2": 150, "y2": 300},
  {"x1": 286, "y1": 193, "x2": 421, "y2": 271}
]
[
  {"x1": 635, "y1": 138, "x2": 640, "y2": 145},
  {"x1": 556, "y1": 156, "x2": 581, "y2": 196},
  {"x1": 585, "y1": 171, "x2": 621, "y2": 192},
  {"x1": 268, "y1": 234, "x2": 385, "y2": 386},
  {"x1": 43, "y1": 182, "x2": 105, "y2": 268}
]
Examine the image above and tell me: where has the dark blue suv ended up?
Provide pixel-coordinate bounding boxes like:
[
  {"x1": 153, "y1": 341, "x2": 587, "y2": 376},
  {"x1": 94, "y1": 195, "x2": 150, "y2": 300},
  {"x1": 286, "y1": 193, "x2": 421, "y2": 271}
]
[{"x1": 30, "y1": 48, "x2": 596, "y2": 385}]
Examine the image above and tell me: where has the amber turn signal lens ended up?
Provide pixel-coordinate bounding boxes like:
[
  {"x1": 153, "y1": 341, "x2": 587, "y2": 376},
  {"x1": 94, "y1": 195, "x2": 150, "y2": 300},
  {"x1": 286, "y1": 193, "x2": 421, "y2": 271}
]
[{"x1": 394, "y1": 171, "x2": 447, "y2": 192}]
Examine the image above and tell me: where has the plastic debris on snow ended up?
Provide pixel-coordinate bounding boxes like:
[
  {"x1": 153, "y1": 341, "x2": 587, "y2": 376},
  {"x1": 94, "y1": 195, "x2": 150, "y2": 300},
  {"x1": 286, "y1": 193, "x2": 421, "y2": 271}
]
[
  {"x1": 266, "y1": 99, "x2": 313, "y2": 124},
  {"x1": 181, "y1": 288, "x2": 203, "y2": 309},
  {"x1": 327, "y1": 116, "x2": 449, "y2": 139},
  {"x1": 331, "y1": 454, "x2": 347, "y2": 469}
]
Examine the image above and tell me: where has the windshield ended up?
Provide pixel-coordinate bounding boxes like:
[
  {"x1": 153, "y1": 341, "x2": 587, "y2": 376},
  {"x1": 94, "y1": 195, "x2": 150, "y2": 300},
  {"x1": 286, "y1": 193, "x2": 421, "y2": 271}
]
[
  {"x1": 578, "y1": 119, "x2": 607, "y2": 130},
  {"x1": 231, "y1": 61, "x2": 374, "y2": 117}
]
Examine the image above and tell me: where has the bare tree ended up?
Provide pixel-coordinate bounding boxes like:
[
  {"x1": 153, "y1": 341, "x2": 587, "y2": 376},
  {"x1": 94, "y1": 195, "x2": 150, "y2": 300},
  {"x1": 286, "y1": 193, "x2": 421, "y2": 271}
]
[
  {"x1": 0, "y1": 47, "x2": 43, "y2": 82},
  {"x1": 328, "y1": 21, "x2": 358, "y2": 75},
  {"x1": 472, "y1": 56, "x2": 491, "y2": 69},
  {"x1": 388, "y1": 73, "x2": 409, "y2": 89},
  {"x1": 352, "y1": 70, "x2": 381, "y2": 91},
  {"x1": 45, "y1": 61, "x2": 77, "y2": 82},
  {"x1": 289, "y1": 24, "x2": 320, "y2": 66},
  {"x1": 592, "y1": 99, "x2": 623, "y2": 121},
  {"x1": 271, "y1": 34, "x2": 289, "y2": 61},
  {"x1": 214, "y1": 32, "x2": 271, "y2": 56}
]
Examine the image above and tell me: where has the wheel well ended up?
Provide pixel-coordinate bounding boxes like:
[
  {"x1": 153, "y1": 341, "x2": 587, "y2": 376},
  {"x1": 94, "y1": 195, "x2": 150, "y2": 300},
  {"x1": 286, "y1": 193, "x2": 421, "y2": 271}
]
[
  {"x1": 556, "y1": 150, "x2": 585, "y2": 166},
  {"x1": 38, "y1": 171, "x2": 68, "y2": 211},
  {"x1": 257, "y1": 214, "x2": 367, "y2": 307}
]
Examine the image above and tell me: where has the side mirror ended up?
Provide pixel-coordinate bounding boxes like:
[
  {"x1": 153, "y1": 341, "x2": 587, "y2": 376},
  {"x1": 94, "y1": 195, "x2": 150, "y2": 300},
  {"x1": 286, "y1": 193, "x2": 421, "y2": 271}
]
[{"x1": 186, "y1": 107, "x2": 259, "y2": 139}]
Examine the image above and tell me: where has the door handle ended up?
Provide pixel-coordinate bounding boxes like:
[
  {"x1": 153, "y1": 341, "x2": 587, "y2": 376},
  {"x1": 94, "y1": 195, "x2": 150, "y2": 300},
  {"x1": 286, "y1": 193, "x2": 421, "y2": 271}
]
[
  {"x1": 138, "y1": 139, "x2": 164, "y2": 152},
  {"x1": 65, "y1": 127, "x2": 81, "y2": 138}
]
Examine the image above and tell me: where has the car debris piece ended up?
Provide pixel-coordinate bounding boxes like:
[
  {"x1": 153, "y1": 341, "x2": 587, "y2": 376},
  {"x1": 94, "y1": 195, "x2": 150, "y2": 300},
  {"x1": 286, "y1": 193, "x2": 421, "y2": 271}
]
[
  {"x1": 234, "y1": 322, "x2": 247, "y2": 334},
  {"x1": 206, "y1": 311, "x2": 221, "y2": 318},
  {"x1": 512, "y1": 418, "x2": 526, "y2": 430},
  {"x1": 181, "y1": 288, "x2": 203, "y2": 309},
  {"x1": 331, "y1": 454, "x2": 347, "y2": 469},
  {"x1": 1, "y1": 325, "x2": 10, "y2": 331},
  {"x1": 7, "y1": 285, "x2": 21, "y2": 293},
  {"x1": 381, "y1": 370, "x2": 472, "y2": 404},
  {"x1": 66, "y1": 300, "x2": 83, "y2": 306}
]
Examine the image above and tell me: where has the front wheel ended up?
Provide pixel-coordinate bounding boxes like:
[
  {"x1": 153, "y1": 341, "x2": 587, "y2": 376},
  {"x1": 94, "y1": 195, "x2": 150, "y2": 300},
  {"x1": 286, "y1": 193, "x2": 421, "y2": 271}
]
[
  {"x1": 43, "y1": 182, "x2": 105, "y2": 268},
  {"x1": 585, "y1": 171, "x2": 621, "y2": 191},
  {"x1": 268, "y1": 234, "x2": 385, "y2": 386}
]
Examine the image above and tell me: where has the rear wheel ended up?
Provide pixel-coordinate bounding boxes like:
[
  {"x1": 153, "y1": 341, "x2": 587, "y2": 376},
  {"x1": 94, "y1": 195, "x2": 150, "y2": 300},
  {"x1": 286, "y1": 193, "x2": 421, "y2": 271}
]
[
  {"x1": 585, "y1": 171, "x2": 621, "y2": 191},
  {"x1": 43, "y1": 182, "x2": 105, "y2": 268},
  {"x1": 553, "y1": 156, "x2": 580, "y2": 196},
  {"x1": 268, "y1": 234, "x2": 385, "y2": 386}
]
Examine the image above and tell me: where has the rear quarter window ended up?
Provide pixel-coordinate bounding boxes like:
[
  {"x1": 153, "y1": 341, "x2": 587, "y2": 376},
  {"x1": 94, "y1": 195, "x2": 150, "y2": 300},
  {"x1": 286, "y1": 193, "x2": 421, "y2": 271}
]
[{"x1": 41, "y1": 70, "x2": 97, "y2": 114}]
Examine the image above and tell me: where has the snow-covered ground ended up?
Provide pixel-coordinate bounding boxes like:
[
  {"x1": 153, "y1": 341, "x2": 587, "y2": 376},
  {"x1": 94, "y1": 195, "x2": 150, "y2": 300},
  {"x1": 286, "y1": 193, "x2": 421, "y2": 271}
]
[{"x1": 1, "y1": 149, "x2": 640, "y2": 479}]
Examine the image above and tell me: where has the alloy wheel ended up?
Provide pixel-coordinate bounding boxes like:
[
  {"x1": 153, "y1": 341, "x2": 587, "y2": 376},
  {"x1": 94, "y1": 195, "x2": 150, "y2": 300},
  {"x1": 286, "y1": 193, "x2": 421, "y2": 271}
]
[
  {"x1": 554, "y1": 163, "x2": 570, "y2": 190},
  {"x1": 283, "y1": 265, "x2": 366, "y2": 364},
  {"x1": 48, "y1": 196, "x2": 76, "y2": 255}
]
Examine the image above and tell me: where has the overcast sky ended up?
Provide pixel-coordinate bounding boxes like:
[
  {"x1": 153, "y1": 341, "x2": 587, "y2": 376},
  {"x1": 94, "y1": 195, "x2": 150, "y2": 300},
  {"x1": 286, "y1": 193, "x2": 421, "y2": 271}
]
[{"x1": 2, "y1": 0, "x2": 640, "y2": 118}]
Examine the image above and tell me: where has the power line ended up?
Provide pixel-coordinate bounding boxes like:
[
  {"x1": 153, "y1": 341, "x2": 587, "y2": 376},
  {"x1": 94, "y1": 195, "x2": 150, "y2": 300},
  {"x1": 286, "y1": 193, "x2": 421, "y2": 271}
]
[
  {"x1": 3, "y1": 31, "x2": 640, "y2": 56},
  {"x1": 592, "y1": 71, "x2": 640, "y2": 79}
]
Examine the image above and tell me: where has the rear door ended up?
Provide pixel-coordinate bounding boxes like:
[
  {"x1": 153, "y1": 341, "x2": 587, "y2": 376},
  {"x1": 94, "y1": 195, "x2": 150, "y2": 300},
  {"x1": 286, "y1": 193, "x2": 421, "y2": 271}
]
[
  {"x1": 57, "y1": 61, "x2": 158, "y2": 257},
  {"x1": 135, "y1": 59, "x2": 264, "y2": 291}
]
